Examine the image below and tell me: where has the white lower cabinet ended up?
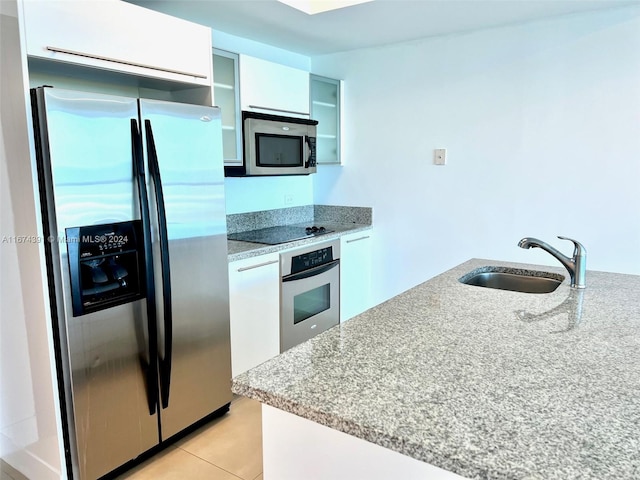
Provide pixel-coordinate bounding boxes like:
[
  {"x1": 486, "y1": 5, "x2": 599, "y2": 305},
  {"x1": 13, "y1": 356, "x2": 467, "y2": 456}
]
[
  {"x1": 340, "y1": 231, "x2": 374, "y2": 322},
  {"x1": 228, "y1": 254, "x2": 280, "y2": 377}
]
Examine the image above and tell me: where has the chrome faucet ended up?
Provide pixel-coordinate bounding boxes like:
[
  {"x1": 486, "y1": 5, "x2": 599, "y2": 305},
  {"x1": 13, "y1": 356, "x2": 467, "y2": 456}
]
[{"x1": 518, "y1": 236, "x2": 587, "y2": 289}]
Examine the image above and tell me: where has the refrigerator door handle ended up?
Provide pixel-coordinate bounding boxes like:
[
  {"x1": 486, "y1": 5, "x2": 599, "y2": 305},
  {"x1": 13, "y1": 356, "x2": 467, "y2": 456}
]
[
  {"x1": 145, "y1": 119, "x2": 173, "y2": 409},
  {"x1": 131, "y1": 119, "x2": 159, "y2": 416}
]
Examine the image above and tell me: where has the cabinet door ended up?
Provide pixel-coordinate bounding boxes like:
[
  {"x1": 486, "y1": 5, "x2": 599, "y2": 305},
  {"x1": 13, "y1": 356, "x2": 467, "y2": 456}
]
[
  {"x1": 23, "y1": 0, "x2": 212, "y2": 86},
  {"x1": 228, "y1": 254, "x2": 280, "y2": 377},
  {"x1": 239, "y1": 55, "x2": 310, "y2": 117},
  {"x1": 310, "y1": 75, "x2": 341, "y2": 164},
  {"x1": 213, "y1": 49, "x2": 242, "y2": 165},
  {"x1": 340, "y1": 231, "x2": 373, "y2": 323}
]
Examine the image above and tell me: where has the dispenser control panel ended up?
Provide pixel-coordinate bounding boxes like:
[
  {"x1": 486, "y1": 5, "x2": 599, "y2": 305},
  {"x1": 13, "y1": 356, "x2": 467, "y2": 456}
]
[{"x1": 66, "y1": 220, "x2": 145, "y2": 316}]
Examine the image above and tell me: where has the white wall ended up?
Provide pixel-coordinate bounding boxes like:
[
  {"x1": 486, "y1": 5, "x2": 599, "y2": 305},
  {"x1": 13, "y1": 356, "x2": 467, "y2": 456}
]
[
  {"x1": 225, "y1": 175, "x2": 314, "y2": 214},
  {"x1": 1, "y1": 2, "x2": 65, "y2": 479},
  {"x1": 210, "y1": 30, "x2": 315, "y2": 214},
  {"x1": 312, "y1": 6, "x2": 640, "y2": 304}
]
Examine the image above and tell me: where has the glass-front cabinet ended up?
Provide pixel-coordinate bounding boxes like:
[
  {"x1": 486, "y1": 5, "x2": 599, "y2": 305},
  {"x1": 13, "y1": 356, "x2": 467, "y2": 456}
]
[
  {"x1": 213, "y1": 49, "x2": 242, "y2": 165},
  {"x1": 310, "y1": 74, "x2": 341, "y2": 164}
]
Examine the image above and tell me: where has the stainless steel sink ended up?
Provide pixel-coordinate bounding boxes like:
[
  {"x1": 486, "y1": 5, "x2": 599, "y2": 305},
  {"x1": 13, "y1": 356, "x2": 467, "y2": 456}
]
[{"x1": 459, "y1": 267, "x2": 564, "y2": 294}]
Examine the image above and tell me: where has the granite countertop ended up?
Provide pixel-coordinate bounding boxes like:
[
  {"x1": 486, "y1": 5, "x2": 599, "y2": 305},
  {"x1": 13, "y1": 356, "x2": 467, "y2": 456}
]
[
  {"x1": 227, "y1": 222, "x2": 372, "y2": 262},
  {"x1": 232, "y1": 258, "x2": 640, "y2": 480}
]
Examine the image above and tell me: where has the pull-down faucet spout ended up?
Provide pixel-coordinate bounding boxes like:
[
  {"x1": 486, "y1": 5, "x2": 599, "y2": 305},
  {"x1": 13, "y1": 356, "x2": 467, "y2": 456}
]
[{"x1": 518, "y1": 236, "x2": 587, "y2": 289}]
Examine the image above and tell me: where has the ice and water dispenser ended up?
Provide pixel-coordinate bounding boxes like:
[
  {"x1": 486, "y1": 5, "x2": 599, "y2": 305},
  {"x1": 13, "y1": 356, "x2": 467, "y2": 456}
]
[{"x1": 66, "y1": 221, "x2": 145, "y2": 316}]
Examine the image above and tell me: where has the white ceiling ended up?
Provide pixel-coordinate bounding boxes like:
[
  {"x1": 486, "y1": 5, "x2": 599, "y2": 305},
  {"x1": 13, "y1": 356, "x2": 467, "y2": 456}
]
[{"x1": 130, "y1": 0, "x2": 640, "y2": 56}]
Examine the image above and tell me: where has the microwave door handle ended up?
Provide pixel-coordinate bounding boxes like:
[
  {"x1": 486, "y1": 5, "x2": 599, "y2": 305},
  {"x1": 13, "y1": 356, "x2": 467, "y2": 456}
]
[
  {"x1": 282, "y1": 259, "x2": 340, "y2": 282},
  {"x1": 131, "y1": 119, "x2": 159, "y2": 416},
  {"x1": 303, "y1": 136, "x2": 308, "y2": 168},
  {"x1": 144, "y1": 119, "x2": 173, "y2": 410}
]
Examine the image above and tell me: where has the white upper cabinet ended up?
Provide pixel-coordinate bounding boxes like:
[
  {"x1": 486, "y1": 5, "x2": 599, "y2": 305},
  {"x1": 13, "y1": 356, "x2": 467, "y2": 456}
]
[
  {"x1": 22, "y1": 0, "x2": 212, "y2": 87},
  {"x1": 239, "y1": 54, "x2": 310, "y2": 118},
  {"x1": 310, "y1": 74, "x2": 341, "y2": 164},
  {"x1": 213, "y1": 49, "x2": 242, "y2": 165}
]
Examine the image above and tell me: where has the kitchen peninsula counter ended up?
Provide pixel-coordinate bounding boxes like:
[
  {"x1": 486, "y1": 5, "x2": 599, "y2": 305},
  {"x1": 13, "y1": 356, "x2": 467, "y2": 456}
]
[{"x1": 231, "y1": 258, "x2": 640, "y2": 480}]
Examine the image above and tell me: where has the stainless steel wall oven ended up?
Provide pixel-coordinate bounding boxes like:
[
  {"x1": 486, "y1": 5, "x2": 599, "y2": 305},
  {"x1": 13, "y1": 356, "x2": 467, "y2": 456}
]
[{"x1": 280, "y1": 240, "x2": 340, "y2": 352}]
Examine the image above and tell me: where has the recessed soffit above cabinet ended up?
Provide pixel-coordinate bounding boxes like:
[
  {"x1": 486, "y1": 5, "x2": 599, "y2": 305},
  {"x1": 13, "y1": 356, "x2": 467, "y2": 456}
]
[
  {"x1": 126, "y1": 0, "x2": 639, "y2": 56},
  {"x1": 277, "y1": 0, "x2": 374, "y2": 15}
]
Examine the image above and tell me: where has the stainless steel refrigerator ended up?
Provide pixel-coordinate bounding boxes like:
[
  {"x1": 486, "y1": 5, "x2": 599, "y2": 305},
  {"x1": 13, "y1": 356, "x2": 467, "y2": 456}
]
[{"x1": 31, "y1": 87, "x2": 232, "y2": 480}]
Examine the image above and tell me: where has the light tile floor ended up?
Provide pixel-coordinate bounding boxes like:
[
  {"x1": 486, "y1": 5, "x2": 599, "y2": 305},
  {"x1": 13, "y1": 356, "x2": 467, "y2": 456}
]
[{"x1": 117, "y1": 396, "x2": 263, "y2": 480}]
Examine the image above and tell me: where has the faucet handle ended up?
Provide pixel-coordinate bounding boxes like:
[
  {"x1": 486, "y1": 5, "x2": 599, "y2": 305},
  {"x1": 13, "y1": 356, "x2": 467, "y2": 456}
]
[{"x1": 557, "y1": 236, "x2": 587, "y2": 257}]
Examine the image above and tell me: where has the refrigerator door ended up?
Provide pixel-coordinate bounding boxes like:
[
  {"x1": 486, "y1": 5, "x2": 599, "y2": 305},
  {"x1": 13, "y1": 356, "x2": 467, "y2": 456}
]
[
  {"x1": 32, "y1": 88, "x2": 159, "y2": 480},
  {"x1": 139, "y1": 99, "x2": 232, "y2": 440}
]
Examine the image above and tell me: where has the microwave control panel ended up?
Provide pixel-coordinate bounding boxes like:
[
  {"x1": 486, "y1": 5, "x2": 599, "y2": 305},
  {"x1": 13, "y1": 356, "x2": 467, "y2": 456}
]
[{"x1": 306, "y1": 136, "x2": 317, "y2": 167}]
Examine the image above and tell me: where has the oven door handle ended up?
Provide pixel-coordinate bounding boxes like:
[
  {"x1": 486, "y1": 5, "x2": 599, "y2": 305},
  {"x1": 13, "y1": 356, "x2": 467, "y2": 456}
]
[{"x1": 282, "y1": 259, "x2": 340, "y2": 282}]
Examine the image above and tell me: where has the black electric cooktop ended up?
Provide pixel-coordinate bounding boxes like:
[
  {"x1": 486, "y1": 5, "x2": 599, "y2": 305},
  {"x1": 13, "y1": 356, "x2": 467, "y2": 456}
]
[{"x1": 228, "y1": 225, "x2": 334, "y2": 245}]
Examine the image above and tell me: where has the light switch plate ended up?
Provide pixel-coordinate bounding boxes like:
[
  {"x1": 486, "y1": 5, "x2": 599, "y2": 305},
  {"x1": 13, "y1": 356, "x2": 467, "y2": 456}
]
[{"x1": 434, "y1": 148, "x2": 447, "y2": 165}]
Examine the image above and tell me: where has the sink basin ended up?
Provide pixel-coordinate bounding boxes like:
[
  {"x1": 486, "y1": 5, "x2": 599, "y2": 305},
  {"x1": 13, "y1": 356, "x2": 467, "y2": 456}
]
[{"x1": 459, "y1": 267, "x2": 564, "y2": 294}]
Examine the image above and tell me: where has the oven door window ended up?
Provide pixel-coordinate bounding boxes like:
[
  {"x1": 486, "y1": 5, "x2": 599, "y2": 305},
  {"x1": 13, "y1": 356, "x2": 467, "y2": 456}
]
[
  {"x1": 294, "y1": 283, "x2": 330, "y2": 324},
  {"x1": 256, "y1": 133, "x2": 303, "y2": 167}
]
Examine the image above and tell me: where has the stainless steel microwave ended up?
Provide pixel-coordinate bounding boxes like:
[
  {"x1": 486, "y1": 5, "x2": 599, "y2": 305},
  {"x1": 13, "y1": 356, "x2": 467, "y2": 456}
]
[{"x1": 224, "y1": 111, "x2": 318, "y2": 177}]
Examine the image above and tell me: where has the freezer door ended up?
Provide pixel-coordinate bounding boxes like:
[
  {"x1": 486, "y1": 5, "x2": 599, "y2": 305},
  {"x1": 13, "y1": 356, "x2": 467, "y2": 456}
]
[
  {"x1": 139, "y1": 99, "x2": 232, "y2": 440},
  {"x1": 33, "y1": 88, "x2": 159, "y2": 480}
]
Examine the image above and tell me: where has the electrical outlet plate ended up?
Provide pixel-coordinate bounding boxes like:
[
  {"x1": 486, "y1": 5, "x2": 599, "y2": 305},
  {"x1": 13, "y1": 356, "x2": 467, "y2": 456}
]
[{"x1": 434, "y1": 148, "x2": 446, "y2": 165}]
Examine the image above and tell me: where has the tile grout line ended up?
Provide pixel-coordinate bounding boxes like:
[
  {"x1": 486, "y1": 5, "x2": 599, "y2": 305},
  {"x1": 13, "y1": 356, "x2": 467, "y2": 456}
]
[{"x1": 177, "y1": 447, "x2": 251, "y2": 480}]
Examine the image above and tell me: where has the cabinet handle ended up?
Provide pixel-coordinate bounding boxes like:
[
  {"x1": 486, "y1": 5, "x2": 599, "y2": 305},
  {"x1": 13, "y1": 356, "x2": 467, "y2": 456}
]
[
  {"x1": 45, "y1": 46, "x2": 208, "y2": 79},
  {"x1": 346, "y1": 235, "x2": 370, "y2": 244},
  {"x1": 237, "y1": 259, "x2": 279, "y2": 272},
  {"x1": 248, "y1": 105, "x2": 310, "y2": 117}
]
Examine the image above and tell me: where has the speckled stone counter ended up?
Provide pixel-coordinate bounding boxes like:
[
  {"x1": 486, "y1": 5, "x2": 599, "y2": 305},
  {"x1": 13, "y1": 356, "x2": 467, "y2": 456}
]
[
  {"x1": 227, "y1": 204, "x2": 373, "y2": 262},
  {"x1": 232, "y1": 258, "x2": 640, "y2": 480}
]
